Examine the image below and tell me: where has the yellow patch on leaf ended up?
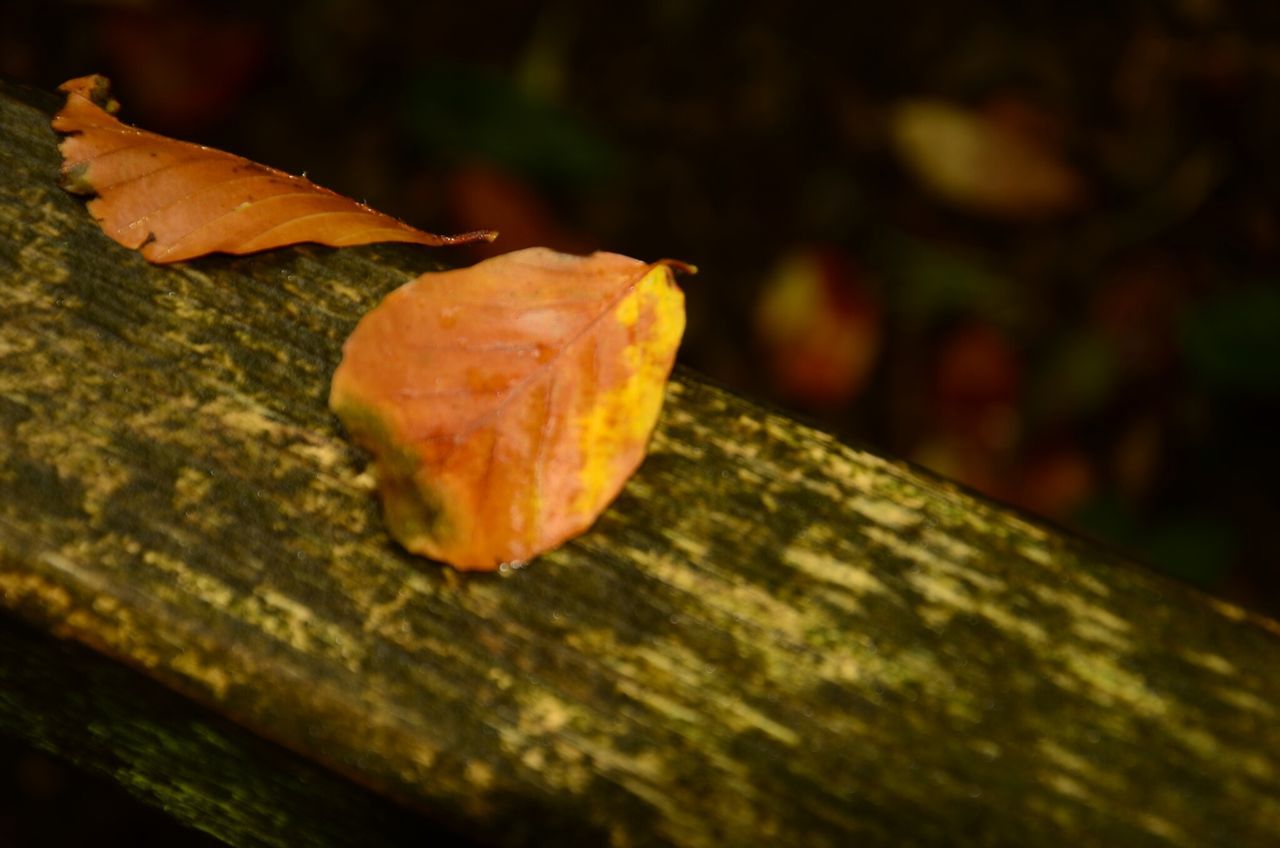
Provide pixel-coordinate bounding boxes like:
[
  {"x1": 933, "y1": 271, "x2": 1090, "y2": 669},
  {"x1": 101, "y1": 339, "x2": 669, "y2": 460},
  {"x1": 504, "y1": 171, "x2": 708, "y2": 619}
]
[{"x1": 573, "y1": 264, "x2": 687, "y2": 514}]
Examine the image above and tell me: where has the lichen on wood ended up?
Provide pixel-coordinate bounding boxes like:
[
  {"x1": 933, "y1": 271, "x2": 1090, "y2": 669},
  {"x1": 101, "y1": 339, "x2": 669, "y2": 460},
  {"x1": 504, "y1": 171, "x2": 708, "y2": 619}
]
[{"x1": 3, "y1": 81, "x2": 1280, "y2": 847}]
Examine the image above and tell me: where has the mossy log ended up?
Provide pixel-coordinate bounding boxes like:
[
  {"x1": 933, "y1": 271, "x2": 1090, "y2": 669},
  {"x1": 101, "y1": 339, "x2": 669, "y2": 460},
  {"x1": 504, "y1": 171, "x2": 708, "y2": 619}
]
[{"x1": 3, "y1": 81, "x2": 1280, "y2": 847}]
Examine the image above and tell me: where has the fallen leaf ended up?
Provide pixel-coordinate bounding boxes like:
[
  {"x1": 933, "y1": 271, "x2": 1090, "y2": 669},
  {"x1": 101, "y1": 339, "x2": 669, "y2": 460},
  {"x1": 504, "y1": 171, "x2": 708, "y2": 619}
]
[
  {"x1": 330, "y1": 247, "x2": 690, "y2": 570},
  {"x1": 890, "y1": 98, "x2": 1084, "y2": 219},
  {"x1": 53, "y1": 74, "x2": 495, "y2": 263},
  {"x1": 753, "y1": 246, "x2": 880, "y2": 408}
]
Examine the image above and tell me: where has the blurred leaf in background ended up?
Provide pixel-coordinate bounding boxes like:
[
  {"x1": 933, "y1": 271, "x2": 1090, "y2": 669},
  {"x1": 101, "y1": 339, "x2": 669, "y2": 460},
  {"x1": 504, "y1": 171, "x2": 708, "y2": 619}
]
[
  {"x1": 754, "y1": 246, "x2": 881, "y2": 410},
  {"x1": 890, "y1": 98, "x2": 1085, "y2": 219}
]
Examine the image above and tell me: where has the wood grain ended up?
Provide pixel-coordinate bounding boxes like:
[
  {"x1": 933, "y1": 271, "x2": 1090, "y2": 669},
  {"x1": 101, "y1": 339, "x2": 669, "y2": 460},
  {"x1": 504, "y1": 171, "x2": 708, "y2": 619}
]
[
  {"x1": 0, "y1": 614, "x2": 467, "y2": 848},
  {"x1": 3, "y1": 81, "x2": 1280, "y2": 847}
]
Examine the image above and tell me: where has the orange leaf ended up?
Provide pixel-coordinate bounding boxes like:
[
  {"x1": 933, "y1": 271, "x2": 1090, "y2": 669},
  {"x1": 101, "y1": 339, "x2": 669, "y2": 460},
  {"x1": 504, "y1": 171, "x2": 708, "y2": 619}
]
[
  {"x1": 52, "y1": 75, "x2": 496, "y2": 263},
  {"x1": 330, "y1": 248, "x2": 690, "y2": 570}
]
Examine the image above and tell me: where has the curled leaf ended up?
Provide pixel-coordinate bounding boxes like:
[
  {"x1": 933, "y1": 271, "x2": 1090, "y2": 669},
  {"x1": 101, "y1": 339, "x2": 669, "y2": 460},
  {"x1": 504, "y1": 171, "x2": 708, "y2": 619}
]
[
  {"x1": 52, "y1": 75, "x2": 495, "y2": 263},
  {"x1": 330, "y1": 247, "x2": 689, "y2": 570}
]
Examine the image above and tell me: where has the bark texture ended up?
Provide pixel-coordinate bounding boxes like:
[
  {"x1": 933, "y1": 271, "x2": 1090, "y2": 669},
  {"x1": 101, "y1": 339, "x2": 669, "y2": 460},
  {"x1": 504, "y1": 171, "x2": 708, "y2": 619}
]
[{"x1": 3, "y1": 81, "x2": 1280, "y2": 847}]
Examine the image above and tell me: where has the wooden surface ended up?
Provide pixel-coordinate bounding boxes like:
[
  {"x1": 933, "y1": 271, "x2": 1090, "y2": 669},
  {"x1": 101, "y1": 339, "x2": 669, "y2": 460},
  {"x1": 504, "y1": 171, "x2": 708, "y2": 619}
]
[
  {"x1": 0, "y1": 613, "x2": 466, "y2": 848},
  {"x1": 3, "y1": 80, "x2": 1280, "y2": 847}
]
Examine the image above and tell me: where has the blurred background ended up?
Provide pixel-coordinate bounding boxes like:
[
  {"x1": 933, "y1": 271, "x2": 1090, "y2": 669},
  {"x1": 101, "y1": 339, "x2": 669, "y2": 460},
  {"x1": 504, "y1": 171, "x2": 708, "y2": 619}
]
[{"x1": 3, "y1": 0, "x2": 1279, "y2": 839}]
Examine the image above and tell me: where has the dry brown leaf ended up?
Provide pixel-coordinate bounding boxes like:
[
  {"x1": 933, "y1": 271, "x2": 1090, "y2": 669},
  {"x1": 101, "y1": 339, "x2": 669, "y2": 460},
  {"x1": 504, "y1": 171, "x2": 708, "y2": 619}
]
[
  {"x1": 53, "y1": 74, "x2": 495, "y2": 263},
  {"x1": 330, "y1": 247, "x2": 690, "y2": 570}
]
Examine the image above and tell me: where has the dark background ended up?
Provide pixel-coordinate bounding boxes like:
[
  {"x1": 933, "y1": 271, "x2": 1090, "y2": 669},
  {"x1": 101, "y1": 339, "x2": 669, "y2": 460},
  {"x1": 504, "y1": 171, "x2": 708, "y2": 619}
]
[{"x1": 4, "y1": 0, "x2": 1280, "y2": 843}]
